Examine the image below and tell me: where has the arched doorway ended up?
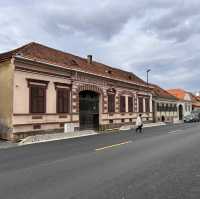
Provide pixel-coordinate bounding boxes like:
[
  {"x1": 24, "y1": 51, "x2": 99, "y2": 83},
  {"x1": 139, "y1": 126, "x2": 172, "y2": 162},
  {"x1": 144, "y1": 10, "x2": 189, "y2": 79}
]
[
  {"x1": 79, "y1": 90, "x2": 99, "y2": 130},
  {"x1": 178, "y1": 104, "x2": 183, "y2": 120},
  {"x1": 161, "y1": 115, "x2": 165, "y2": 122}
]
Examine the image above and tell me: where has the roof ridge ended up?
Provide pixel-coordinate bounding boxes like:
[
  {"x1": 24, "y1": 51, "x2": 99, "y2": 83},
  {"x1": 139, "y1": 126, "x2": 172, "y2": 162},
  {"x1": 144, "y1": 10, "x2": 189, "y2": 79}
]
[
  {"x1": 151, "y1": 83, "x2": 178, "y2": 100},
  {"x1": 29, "y1": 42, "x2": 144, "y2": 81},
  {"x1": 0, "y1": 41, "x2": 146, "y2": 85}
]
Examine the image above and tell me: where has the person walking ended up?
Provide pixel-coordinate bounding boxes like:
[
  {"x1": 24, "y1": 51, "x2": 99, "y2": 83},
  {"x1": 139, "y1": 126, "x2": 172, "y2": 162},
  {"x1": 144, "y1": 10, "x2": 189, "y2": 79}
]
[{"x1": 135, "y1": 114, "x2": 143, "y2": 133}]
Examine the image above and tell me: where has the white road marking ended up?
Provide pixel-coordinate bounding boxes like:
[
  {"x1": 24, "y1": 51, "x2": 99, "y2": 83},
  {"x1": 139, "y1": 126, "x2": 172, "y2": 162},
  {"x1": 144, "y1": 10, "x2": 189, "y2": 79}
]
[
  {"x1": 95, "y1": 141, "x2": 132, "y2": 151},
  {"x1": 167, "y1": 129, "x2": 184, "y2": 134}
]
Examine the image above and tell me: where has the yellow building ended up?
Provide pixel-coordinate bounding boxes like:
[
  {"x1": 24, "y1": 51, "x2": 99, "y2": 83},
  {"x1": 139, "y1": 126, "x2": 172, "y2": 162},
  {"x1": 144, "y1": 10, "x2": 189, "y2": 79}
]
[{"x1": 151, "y1": 84, "x2": 179, "y2": 122}]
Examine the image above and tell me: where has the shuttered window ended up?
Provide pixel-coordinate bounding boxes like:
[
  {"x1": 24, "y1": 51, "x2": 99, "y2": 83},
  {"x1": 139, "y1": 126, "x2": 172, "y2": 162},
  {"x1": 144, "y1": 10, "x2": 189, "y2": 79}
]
[
  {"x1": 128, "y1": 97, "x2": 133, "y2": 112},
  {"x1": 138, "y1": 97, "x2": 143, "y2": 113},
  {"x1": 162, "y1": 104, "x2": 165, "y2": 111},
  {"x1": 30, "y1": 86, "x2": 46, "y2": 113},
  {"x1": 174, "y1": 104, "x2": 177, "y2": 112},
  {"x1": 166, "y1": 104, "x2": 169, "y2": 111},
  {"x1": 145, "y1": 98, "x2": 150, "y2": 112},
  {"x1": 120, "y1": 96, "x2": 126, "y2": 112},
  {"x1": 57, "y1": 89, "x2": 70, "y2": 113},
  {"x1": 170, "y1": 104, "x2": 173, "y2": 112},
  {"x1": 108, "y1": 94, "x2": 115, "y2": 113},
  {"x1": 157, "y1": 103, "x2": 160, "y2": 111}
]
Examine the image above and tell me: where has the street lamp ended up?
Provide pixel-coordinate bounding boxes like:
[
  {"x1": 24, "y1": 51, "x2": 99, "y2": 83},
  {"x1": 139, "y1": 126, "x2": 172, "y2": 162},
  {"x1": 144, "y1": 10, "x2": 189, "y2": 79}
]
[{"x1": 146, "y1": 69, "x2": 151, "y2": 85}]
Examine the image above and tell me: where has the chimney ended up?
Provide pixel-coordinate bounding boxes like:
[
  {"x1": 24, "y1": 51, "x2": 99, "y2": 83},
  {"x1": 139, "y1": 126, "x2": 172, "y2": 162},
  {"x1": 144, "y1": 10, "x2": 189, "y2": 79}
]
[{"x1": 87, "y1": 55, "x2": 92, "y2": 64}]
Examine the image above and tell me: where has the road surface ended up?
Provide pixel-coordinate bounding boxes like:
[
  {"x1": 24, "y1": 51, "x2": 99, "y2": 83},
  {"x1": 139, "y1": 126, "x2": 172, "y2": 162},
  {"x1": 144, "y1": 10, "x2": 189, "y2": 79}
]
[{"x1": 0, "y1": 123, "x2": 200, "y2": 199}]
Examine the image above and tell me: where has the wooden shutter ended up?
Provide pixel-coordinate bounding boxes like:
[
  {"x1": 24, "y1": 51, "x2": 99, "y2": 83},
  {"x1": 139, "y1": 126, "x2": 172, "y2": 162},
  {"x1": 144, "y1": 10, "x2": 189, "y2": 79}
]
[
  {"x1": 30, "y1": 86, "x2": 46, "y2": 113},
  {"x1": 138, "y1": 97, "x2": 143, "y2": 113},
  {"x1": 108, "y1": 94, "x2": 115, "y2": 113},
  {"x1": 120, "y1": 96, "x2": 126, "y2": 112},
  {"x1": 57, "y1": 89, "x2": 70, "y2": 113},
  {"x1": 128, "y1": 97, "x2": 133, "y2": 112},
  {"x1": 145, "y1": 98, "x2": 150, "y2": 112}
]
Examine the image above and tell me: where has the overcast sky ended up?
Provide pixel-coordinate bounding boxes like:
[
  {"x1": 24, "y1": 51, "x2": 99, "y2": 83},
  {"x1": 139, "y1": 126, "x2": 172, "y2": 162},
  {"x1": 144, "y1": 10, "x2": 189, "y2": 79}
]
[{"x1": 0, "y1": 0, "x2": 200, "y2": 92}]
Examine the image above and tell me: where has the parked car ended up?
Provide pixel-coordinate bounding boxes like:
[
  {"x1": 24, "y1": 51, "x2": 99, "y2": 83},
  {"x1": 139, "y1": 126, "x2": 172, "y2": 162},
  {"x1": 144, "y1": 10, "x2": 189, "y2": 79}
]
[
  {"x1": 184, "y1": 113, "x2": 200, "y2": 123},
  {"x1": 184, "y1": 114, "x2": 195, "y2": 123},
  {"x1": 192, "y1": 110, "x2": 200, "y2": 122}
]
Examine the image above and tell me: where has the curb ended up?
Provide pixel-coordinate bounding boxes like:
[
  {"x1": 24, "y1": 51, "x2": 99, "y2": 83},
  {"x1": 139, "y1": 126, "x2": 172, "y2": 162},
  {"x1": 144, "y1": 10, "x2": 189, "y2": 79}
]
[
  {"x1": 18, "y1": 122, "x2": 166, "y2": 146},
  {"x1": 119, "y1": 122, "x2": 166, "y2": 131},
  {"x1": 18, "y1": 132, "x2": 98, "y2": 146}
]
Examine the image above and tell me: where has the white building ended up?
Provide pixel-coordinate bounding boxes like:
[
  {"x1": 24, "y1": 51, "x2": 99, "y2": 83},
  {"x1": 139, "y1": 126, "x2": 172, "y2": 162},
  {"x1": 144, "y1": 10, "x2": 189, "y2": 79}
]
[{"x1": 167, "y1": 89, "x2": 192, "y2": 120}]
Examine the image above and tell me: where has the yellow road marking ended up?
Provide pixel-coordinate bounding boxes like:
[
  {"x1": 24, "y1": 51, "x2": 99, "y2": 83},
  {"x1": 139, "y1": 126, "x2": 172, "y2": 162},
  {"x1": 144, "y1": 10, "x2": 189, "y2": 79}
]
[{"x1": 95, "y1": 141, "x2": 132, "y2": 151}]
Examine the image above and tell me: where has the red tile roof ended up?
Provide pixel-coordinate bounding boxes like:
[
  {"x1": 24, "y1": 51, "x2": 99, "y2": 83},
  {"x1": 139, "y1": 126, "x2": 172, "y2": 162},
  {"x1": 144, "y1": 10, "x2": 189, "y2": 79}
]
[
  {"x1": 0, "y1": 42, "x2": 146, "y2": 86},
  {"x1": 167, "y1": 89, "x2": 189, "y2": 101},
  {"x1": 150, "y1": 84, "x2": 178, "y2": 100}
]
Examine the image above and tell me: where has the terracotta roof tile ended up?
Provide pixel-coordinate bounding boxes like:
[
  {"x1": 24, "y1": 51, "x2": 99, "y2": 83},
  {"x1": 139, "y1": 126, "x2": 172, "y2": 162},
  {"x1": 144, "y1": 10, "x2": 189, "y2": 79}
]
[
  {"x1": 0, "y1": 42, "x2": 146, "y2": 85},
  {"x1": 167, "y1": 89, "x2": 188, "y2": 100},
  {"x1": 150, "y1": 84, "x2": 178, "y2": 100}
]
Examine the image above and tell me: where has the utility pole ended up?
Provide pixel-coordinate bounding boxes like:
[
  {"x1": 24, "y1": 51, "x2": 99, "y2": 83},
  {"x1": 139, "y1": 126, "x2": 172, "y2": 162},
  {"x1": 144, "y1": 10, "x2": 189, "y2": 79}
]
[{"x1": 146, "y1": 69, "x2": 151, "y2": 85}]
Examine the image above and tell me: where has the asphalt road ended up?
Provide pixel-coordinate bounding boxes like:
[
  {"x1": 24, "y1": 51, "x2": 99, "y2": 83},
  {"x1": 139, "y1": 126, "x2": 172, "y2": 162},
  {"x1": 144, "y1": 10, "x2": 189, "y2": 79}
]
[{"x1": 0, "y1": 123, "x2": 200, "y2": 199}]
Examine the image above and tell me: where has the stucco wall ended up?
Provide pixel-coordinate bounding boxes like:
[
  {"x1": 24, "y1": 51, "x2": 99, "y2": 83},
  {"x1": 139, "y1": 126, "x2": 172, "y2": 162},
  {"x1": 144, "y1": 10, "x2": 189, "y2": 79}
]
[
  {"x1": 177, "y1": 102, "x2": 192, "y2": 118},
  {"x1": 13, "y1": 70, "x2": 71, "y2": 114},
  {"x1": 11, "y1": 62, "x2": 153, "y2": 140},
  {"x1": 0, "y1": 60, "x2": 14, "y2": 128},
  {"x1": 153, "y1": 99, "x2": 178, "y2": 122}
]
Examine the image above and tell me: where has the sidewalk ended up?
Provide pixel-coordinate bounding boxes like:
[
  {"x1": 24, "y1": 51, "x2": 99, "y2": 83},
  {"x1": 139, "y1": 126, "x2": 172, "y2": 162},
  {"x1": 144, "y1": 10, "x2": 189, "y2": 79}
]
[
  {"x1": 119, "y1": 122, "x2": 166, "y2": 131},
  {"x1": 0, "y1": 139, "x2": 17, "y2": 149},
  {"x1": 19, "y1": 122, "x2": 166, "y2": 146},
  {"x1": 19, "y1": 130, "x2": 98, "y2": 145}
]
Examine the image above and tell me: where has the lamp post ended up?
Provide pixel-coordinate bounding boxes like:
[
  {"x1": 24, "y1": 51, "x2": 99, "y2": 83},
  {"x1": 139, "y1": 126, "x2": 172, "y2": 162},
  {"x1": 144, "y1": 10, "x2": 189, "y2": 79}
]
[{"x1": 146, "y1": 69, "x2": 151, "y2": 85}]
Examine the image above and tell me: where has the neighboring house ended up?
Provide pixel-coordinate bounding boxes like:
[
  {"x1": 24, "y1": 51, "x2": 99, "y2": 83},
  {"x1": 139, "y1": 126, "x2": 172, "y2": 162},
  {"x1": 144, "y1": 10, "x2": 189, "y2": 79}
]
[
  {"x1": 151, "y1": 84, "x2": 178, "y2": 123},
  {"x1": 0, "y1": 42, "x2": 153, "y2": 141},
  {"x1": 167, "y1": 89, "x2": 192, "y2": 120},
  {"x1": 191, "y1": 94, "x2": 200, "y2": 111}
]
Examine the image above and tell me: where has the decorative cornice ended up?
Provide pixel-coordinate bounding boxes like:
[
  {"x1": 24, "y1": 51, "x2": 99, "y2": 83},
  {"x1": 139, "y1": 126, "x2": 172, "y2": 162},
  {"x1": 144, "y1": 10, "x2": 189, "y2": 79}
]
[
  {"x1": 26, "y1": 78, "x2": 49, "y2": 88},
  {"x1": 14, "y1": 56, "x2": 153, "y2": 90}
]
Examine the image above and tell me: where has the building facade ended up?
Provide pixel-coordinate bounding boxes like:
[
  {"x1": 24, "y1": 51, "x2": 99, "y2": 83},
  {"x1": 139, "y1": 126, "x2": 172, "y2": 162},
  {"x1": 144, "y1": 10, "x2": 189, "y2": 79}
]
[
  {"x1": 0, "y1": 42, "x2": 153, "y2": 141},
  {"x1": 151, "y1": 84, "x2": 178, "y2": 123},
  {"x1": 191, "y1": 94, "x2": 200, "y2": 111},
  {"x1": 167, "y1": 89, "x2": 192, "y2": 120}
]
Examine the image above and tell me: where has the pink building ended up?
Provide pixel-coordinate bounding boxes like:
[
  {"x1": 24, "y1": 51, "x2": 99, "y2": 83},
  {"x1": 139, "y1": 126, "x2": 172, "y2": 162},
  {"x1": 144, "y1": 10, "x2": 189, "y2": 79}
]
[{"x1": 0, "y1": 42, "x2": 153, "y2": 141}]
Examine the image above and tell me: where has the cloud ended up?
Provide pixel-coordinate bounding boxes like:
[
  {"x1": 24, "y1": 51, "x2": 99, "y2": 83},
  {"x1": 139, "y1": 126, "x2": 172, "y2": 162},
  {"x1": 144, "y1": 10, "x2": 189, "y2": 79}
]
[
  {"x1": 141, "y1": 1, "x2": 200, "y2": 42},
  {"x1": 0, "y1": 0, "x2": 200, "y2": 92}
]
